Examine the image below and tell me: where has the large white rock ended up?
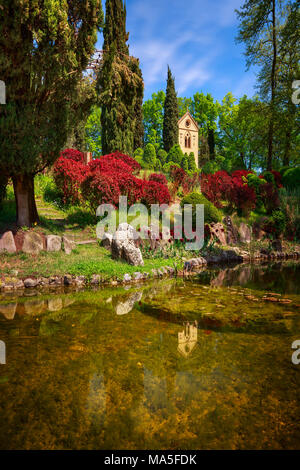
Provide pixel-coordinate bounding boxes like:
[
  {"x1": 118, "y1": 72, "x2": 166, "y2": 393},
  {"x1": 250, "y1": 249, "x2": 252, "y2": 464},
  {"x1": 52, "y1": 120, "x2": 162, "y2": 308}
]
[
  {"x1": 62, "y1": 236, "x2": 76, "y2": 255},
  {"x1": 101, "y1": 232, "x2": 113, "y2": 250},
  {"x1": 46, "y1": 235, "x2": 62, "y2": 252},
  {"x1": 111, "y1": 224, "x2": 144, "y2": 266},
  {"x1": 238, "y1": 223, "x2": 252, "y2": 244},
  {"x1": 22, "y1": 232, "x2": 43, "y2": 254},
  {"x1": 0, "y1": 231, "x2": 16, "y2": 253}
]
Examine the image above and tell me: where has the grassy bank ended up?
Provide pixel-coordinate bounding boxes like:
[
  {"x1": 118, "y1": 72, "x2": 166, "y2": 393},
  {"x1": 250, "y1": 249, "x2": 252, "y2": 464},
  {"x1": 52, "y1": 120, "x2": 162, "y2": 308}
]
[{"x1": 0, "y1": 243, "x2": 182, "y2": 280}]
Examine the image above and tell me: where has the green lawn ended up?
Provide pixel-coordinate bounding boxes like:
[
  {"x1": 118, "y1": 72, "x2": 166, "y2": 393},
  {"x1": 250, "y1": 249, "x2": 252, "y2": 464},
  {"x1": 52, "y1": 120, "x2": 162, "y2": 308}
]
[{"x1": 0, "y1": 244, "x2": 182, "y2": 280}]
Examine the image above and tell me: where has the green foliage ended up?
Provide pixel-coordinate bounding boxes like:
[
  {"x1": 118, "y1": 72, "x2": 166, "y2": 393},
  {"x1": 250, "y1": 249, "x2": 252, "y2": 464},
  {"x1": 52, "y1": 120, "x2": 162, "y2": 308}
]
[
  {"x1": 282, "y1": 168, "x2": 300, "y2": 190},
  {"x1": 247, "y1": 173, "x2": 267, "y2": 209},
  {"x1": 167, "y1": 144, "x2": 184, "y2": 166},
  {"x1": 134, "y1": 147, "x2": 144, "y2": 159},
  {"x1": 236, "y1": 0, "x2": 300, "y2": 170},
  {"x1": 178, "y1": 97, "x2": 193, "y2": 117},
  {"x1": 279, "y1": 166, "x2": 291, "y2": 177},
  {"x1": 188, "y1": 153, "x2": 197, "y2": 172},
  {"x1": 85, "y1": 106, "x2": 102, "y2": 156},
  {"x1": 0, "y1": 174, "x2": 8, "y2": 207},
  {"x1": 157, "y1": 149, "x2": 168, "y2": 166},
  {"x1": 143, "y1": 91, "x2": 165, "y2": 146},
  {"x1": 262, "y1": 171, "x2": 275, "y2": 186},
  {"x1": 0, "y1": 0, "x2": 103, "y2": 226},
  {"x1": 218, "y1": 93, "x2": 266, "y2": 171},
  {"x1": 0, "y1": 1, "x2": 103, "y2": 176},
  {"x1": 201, "y1": 156, "x2": 226, "y2": 175},
  {"x1": 192, "y1": 92, "x2": 219, "y2": 136},
  {"x1": 98, "y1": 0, "x2": 144, "y2": 155},
  {"x1": 181, "y1": 192, "x2": 222, "y2": 225},
  {"x1": 181, "y1": 154, "x2": 189, "y2": 172},
  {"x1": 143, "y1": 143, "x2": 157, "y2": 168},
  {"x1": 163, "y1": 161, "x2": 180, "y2": 175},
  {"x1": 163, "y1": 67, "x2": 179, "y2": 152},
  {"x1": 155, "y1": 159, "x2": 162, "y2": 172},
  {"x1": 270, "y1": 209, "x2": 287, "y2": 237}
]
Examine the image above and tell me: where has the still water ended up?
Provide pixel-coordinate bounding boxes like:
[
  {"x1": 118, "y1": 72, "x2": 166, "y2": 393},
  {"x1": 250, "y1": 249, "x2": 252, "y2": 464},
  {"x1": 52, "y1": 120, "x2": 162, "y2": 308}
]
[{"x1": 0, "y1": 261, "x2": 299, "y2": 449}]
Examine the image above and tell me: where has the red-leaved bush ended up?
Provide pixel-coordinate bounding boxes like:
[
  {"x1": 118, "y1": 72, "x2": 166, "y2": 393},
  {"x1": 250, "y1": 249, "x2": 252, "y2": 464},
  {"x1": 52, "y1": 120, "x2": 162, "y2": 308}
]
[
  {"x1": 259, "y1": 182, "x2": 280, "y2": 213},
  {"x1": 270, "y1": 170, "x2": 283, "y2": 188},
  {"x1": 148, "y1": 173, "x2": 168, "y2": 186},
  {"x1": 53, "y1": 156, "x2": 86, "y2": 205},
  {"x1": 142, "y1": 181, "x2": 171, "y2": 206},
  {"x1": 182, "y1": 172, "x2": 199, "y2": 195},
  {"x1": 54, "y1": 149, "x2": 170, "y2": 209},
  {"x1": 102, "y1": 151, "x2": 141, "y2": 174},
  {"x1": 201, "y1": 171, "x2": 233, "y2": 208},
  {"x1": 60, "y1": 148, "x2": 85, "y2": 163},
  {"x1": 170, "y1": 166, "x2": 186, "y2": 187},
  {"x1": 200, "y1": 169, "x2": 256, "y2": 215},
  {"x1": 81, "y1": 172, "x2": 121, "y2": 209},
  {"x1": 230, "y1": 170, "x2": 256, "y2": 215}
]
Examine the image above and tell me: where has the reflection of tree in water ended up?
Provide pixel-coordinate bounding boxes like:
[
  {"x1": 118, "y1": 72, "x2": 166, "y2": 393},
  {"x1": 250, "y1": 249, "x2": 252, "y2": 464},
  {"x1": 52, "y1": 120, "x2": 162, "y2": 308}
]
[
  {"x1": 203, "y1": 262, "x2": 300, "y2": 295},
  {"x1": 0, "y1": 268, "x2": 299, "y2": 449}
]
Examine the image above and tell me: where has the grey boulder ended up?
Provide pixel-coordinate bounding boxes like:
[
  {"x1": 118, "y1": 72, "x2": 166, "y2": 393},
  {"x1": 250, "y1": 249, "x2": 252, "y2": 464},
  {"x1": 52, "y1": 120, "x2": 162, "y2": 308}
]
[
  {"x1": 0, "y1": 231, "x2": 16, "y2": 253},
  {"x1": 111, "y1": 224, "x2": 144, "y2": 266}
]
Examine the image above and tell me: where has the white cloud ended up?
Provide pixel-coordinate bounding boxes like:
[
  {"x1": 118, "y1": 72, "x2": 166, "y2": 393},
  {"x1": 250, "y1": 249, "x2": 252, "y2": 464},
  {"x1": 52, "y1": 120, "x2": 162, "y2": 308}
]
[{"x1": 97, "y1": 0, "x2": 251, "y2": 99}]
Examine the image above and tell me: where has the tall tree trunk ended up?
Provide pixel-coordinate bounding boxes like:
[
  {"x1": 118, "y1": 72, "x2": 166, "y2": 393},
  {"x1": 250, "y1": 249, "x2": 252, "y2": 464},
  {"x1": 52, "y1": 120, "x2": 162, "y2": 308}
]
[
  {"x1": 13, "y1": 174, "x2": 39, "y2": 227},
  {"x1": 267, "y1": 0, "x2": 277, "y2": 170}
]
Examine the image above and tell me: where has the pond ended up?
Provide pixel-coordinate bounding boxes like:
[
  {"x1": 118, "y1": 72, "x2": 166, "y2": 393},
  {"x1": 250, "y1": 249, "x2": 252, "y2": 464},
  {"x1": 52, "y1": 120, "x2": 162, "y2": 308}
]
[{"x1": 0, "y1": 261, "x2": 299, "y2": 450}]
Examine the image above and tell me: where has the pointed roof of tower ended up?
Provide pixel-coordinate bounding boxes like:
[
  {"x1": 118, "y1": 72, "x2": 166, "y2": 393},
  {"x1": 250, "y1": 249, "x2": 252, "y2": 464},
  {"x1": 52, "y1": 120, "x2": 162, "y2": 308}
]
[{"x1": 178, "y1": 111, "x2": 199, "y2": 130}]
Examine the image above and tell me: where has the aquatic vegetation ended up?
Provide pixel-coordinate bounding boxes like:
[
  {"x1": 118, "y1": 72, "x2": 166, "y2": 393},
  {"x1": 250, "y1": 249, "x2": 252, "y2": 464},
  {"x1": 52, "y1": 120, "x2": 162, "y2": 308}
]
[{"x1": 0, "y1": 263, "x2": 299, "y2": 450}]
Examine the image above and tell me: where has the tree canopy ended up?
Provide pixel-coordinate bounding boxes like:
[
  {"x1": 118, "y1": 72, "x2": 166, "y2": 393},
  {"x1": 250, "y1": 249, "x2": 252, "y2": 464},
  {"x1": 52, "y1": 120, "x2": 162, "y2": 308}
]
[{"x1": 0, "y1": 0, "x2": 103, "y2": 226}]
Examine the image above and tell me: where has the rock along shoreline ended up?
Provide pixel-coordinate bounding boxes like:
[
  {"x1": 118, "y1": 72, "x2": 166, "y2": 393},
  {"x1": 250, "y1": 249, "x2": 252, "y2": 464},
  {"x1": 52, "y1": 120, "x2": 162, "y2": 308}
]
[{"x1": 1, "y1": 247, "x2": 299, "y2": 293}]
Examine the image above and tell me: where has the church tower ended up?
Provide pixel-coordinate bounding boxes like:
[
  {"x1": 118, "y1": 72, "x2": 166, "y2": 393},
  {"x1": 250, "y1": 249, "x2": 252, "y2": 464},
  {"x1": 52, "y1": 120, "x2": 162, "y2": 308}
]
[{"x1": 178, "y1": 112, "x2": 199, "y2": 167}]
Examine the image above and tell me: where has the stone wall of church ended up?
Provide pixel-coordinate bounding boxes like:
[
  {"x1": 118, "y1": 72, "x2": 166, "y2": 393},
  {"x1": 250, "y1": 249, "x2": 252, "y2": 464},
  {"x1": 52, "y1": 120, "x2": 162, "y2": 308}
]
[
  {"x1": 178, "y1": 113, "x2": 199, "y2": 167},
  {"x1": 178, "y1": 127, "x2": 199, "y2": 167}
]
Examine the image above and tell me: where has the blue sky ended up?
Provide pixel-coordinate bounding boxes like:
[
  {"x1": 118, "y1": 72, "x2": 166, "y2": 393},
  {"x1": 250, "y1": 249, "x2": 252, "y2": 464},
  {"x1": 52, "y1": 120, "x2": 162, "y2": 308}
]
[{"x1": 97, "y1": 0, "x2": 258, "y2": 103}]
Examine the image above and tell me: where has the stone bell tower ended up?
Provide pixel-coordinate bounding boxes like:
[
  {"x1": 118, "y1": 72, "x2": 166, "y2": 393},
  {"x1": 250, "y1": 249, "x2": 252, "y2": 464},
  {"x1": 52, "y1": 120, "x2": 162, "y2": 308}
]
[{"x1": 178, "y1": 111, "x2": 199, "y2": 167}]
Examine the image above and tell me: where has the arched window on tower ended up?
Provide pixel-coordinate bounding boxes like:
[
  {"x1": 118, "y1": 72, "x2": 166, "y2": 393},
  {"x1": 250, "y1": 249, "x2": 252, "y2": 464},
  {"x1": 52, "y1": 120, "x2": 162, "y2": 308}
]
[{"x1": 185, "y1": 133, "x2": 191, "y2": 149}]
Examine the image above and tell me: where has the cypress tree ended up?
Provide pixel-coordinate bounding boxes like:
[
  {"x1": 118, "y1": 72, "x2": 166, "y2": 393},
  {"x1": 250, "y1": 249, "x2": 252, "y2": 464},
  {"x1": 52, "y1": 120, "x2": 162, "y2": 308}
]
[
  {"x1": 163, "y1": 67, "x2": 179, "y2": 152},
  {"x1": 0, "y1": 0, "x2": 103, "y2": 227},
  {"x1": 98, "y1": 0, "x2": 144, "y2": 155},
  {"x1": 143, "y1": 143, "x2": 156, "y2": 169},
  {"x1": 207, "y1": 128, "x2": 215, "y2": 160}
]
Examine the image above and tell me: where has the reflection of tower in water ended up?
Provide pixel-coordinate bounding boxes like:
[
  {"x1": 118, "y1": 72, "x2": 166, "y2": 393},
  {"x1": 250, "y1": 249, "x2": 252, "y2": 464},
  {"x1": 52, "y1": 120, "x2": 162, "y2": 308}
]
[
  {"x1": 178, "y1": 321, "x2": 198, "y2": 358},
  {"x1": 0, "y1": 340, "x2": 6, "y2": 364}
]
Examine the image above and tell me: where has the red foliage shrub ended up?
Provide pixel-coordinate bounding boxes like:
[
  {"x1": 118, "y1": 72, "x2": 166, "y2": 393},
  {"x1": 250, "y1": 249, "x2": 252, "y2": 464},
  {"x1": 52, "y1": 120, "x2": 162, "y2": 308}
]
[
  {"x1": 53, "y1": 157, "x2": 86, "y2": 205},
  {"x1": 201, "y1": 171, "x2": 233, "y2": 208},
  {"x1": 81, "y1": 172, "x2": 121, "y2": 210},
  {"x1": 230, "y1": 170, "x2": 256, "y2": 215},
  {"x1": 270, "y1": 170, "x2": 283, "y2": 188},
  {"x1": 260, "y1": 182, "x2": 280, "y2": 214},
  {"x1": 60, "y1": 148, "x2": 85, "y2": 163},
  {"x1": 182, "y1": 172, "x2": 199, "y2": 195},
  {"x1": 142, "y1": 181, "x2": 171, "y2": 206},
  {"x1": 102, "y1": 151, "x2": 141, "y2": 173},
  {"x1": 170, "y1": 166, "x2": 187, "y2": 187},
  {"x1": 88, "y1": 155, "x2": 134, "y2": 175},
  {"x1": 55, "y1": 150, "x2": 171, "y2": 209},
  {"x1": 149, "y1": 173, "x2": 168, "y2": 186}
]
